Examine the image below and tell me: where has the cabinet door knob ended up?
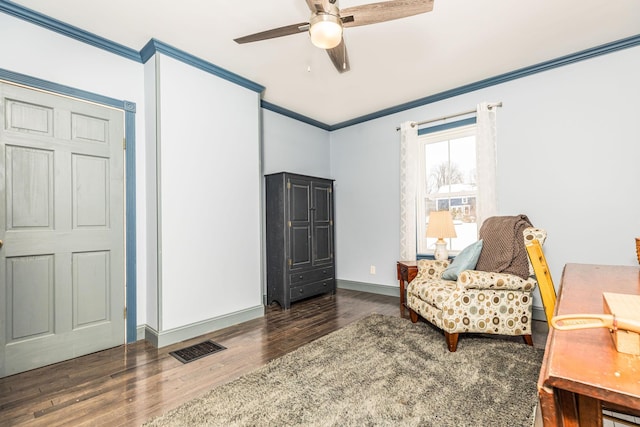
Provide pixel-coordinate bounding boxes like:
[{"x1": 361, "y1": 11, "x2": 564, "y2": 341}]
[
  {"x1": 299, "y1": 288, "x2": 304, "y2": 293},
  {"x1": 299, "y1": 275, "x2": 304, "y2": 279}
]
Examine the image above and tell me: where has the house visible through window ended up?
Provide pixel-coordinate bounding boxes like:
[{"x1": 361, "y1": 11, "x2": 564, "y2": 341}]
[{"x1": 416, "y1": 120, "x2": 478, "y2": 256}]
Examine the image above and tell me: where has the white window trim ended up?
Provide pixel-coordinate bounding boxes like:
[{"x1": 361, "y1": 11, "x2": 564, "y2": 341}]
[{"x1": 417, "y1": 124, "x2": 477, "y2": 256}]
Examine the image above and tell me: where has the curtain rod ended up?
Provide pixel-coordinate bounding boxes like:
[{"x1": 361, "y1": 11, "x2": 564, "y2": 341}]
[{"x1": 395, "y1": 102, "x2": 502, "y2": 131}]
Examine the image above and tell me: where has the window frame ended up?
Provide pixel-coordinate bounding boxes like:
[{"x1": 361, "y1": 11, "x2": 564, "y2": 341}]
[{"x1": 416, "y1": 118, "x2": 478, "y2": 257}]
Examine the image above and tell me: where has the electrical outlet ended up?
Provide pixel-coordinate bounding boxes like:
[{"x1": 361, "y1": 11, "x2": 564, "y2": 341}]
[{"x1": 370, "y1": 265, "x2": 376, "y2": 275}]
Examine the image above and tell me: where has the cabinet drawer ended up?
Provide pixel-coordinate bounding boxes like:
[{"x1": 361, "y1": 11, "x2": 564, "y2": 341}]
[
  {"x1": 290, "y1": 279, "x2": 335, "y2": 301},
  {"x1": 289, "y1": 267, "x2": 334, "y2": 286}
]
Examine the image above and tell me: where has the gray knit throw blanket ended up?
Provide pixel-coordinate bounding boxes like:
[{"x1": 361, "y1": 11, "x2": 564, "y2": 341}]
[{"x1": 474, "y1": 215, "x2": 533, "y2": 279}]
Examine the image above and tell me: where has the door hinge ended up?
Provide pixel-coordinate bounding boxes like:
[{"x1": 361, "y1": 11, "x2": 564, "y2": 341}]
[
  {"x1": 123, "y1": 307, "x2": 127, "y2": 319},
  {"x1": 330, "y1": 220, "x2": 333, "y2": 226},
  {"x1": 329, "y1": 187, "x2": 332, "y2": 194},
  {"x1": 123, "y1": 138, "x2": 126, "y2": 150},
  {"x1": 288, "y1": 221, "x2": 292, "y2": 228},
  {"x1": 288, "y1": 259, "x2": 292, "y2": 267},
  {"x1": 287, "y1": 180, "x2": 291, "y2": 190}
]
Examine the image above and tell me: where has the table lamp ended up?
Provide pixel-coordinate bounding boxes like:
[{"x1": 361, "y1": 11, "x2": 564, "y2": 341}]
[{"x1": 426, "y1": 210, "x2": 457, "y2": 261}]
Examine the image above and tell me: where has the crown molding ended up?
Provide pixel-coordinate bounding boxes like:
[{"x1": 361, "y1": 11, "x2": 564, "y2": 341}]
[
  {"x1": 329, "y1": 34, "x2": 640, "y2": 131},
  {"x1": 2, "y1": 0, "x2": 638, "y2": 130},
  {"x1": 140, "y1": 39, "x2": 264, "y2": 94},
  {"x1": 0, "y1": 0, "x2": 141, "y2": 61},
  {"x1": 0, "y1": 1, "x2": 264, "y2": 94},
  {"x1": 261, "y1": 101, "x2": 331, "y2": 131}
]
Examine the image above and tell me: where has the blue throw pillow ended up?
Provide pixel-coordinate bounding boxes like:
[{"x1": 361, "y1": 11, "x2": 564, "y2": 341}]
[{"x1": 441, "y1": 240, "x2": 484, "y2": 281}]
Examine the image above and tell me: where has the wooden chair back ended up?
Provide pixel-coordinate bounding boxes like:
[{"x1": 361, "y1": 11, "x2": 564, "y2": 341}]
[{"x1": 525, "y1": 239, "x2": 556, "y2": 324}]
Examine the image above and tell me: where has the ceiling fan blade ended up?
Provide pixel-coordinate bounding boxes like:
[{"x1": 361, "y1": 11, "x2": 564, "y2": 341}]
[
  {"x1": 340, "y1": 0, "x2": 434, "y2": 28},
  {"x1": 234, "y1": 22, "x2": 310, "y2": 44},
  {"x1": 326, "y1": 38, "x2": 350, "y2": 73}
]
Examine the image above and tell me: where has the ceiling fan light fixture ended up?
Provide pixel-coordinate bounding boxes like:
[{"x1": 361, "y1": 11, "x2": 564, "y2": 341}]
[
  {"x1": 235, "y1": 0, "x2": 435, "y2": 72},
  {"x1": 309, "y1": 12, "x2": 343, "y2": 49}
]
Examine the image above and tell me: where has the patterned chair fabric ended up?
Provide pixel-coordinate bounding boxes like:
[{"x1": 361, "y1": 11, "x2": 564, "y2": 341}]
[{"x1": 407, "y1": 227, "x2": 547, "y2": 351}]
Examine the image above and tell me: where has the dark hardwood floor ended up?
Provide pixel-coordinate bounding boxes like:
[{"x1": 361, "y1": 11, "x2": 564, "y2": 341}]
[{"x1": 0, "y1": 289, "x2": 548, "y2": 426}]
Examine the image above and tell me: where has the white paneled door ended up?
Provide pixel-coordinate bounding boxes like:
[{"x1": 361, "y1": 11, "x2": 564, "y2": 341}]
[{"x1": 0, "y1": 83, "x2": 125, "y2": 377}]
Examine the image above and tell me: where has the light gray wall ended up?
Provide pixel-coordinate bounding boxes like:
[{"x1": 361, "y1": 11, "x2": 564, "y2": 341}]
[
  {"x1": 330, "y1": 119, "x2": 400, "y2": 287},
  {"x1": 155, "y1": 54, "x2": 263, "y2": 333},
  {"x1": 262, "y1": 109, "x2": 331, "y2": 177},
  {"x1": 329, "y1": 45, "x2": 640, "y2": 311}
]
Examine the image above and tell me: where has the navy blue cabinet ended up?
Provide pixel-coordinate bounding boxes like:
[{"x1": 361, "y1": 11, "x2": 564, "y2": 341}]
[{"x1": 265, "y1": 172, "x2": 335, "y2": 309}]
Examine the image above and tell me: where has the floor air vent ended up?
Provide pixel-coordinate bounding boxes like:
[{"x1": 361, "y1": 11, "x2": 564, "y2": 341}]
[{"x1": 170, "y1": 340, "x2": 227, "y2": 364}]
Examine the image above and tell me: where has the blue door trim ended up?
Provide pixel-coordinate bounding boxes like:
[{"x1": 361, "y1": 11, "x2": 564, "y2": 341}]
[{"x1": 0, "y1": 68, "x2": 138, "y2": 343}]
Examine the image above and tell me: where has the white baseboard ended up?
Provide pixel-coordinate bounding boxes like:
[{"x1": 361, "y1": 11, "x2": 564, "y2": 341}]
[{"x1": 140, "y1": 305, "x2": 265, "y2": 348}]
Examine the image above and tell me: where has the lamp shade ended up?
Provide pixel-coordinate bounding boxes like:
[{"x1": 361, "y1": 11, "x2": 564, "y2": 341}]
[
  {"x1": 309, "y1": 12, "x2": 343, "y2": 49},
  {"x1": 426, "y1": 210, "x2": 457, "y2": 239}
]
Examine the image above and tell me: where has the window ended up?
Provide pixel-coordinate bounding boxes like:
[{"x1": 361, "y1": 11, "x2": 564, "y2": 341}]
[{"x1": 416, "y1": 121, "x2": 478, "y2": 256}]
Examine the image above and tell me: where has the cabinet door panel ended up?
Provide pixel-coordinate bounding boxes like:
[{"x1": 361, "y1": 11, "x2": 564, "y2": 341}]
[
  {"x1": 311, "y1": 181, "x2": 333, "y2": 266},
  {"x1": 290, "y1": 225, "x2": 311, "y2": 268},
  {"x1": 289, "y1": 179, "x2": 310, "y2": 222},
  {"x1": 288, "y1": 177, "x2": 312, "y2": 270},
  {"x1": 313, "y1": 186, "x2": 330, "y2": 222},
  {"x1": 314, "y1": 225, "x2": 332, "y2": 264}
]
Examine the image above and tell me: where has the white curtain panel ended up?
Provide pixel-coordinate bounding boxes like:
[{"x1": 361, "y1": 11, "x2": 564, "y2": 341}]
[
  {"x1": 476, "y1": 102, "x2": 499, "y2": 228},
  {"x1": 399, "y1": 121, "x2": 418, "y2": 261}
]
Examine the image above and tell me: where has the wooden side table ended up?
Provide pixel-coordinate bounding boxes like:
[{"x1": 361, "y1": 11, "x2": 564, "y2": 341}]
[{"x1": 396, "y1": 261, "x2": 418, "y2": 317}]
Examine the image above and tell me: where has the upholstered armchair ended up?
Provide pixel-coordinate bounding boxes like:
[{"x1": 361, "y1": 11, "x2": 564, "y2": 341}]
[{"x1": 407, "y1": 226, "x2": 547, "y2": 352}]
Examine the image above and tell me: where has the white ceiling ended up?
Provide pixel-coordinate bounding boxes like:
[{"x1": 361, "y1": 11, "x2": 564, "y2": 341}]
[{"x1": 10, "y1": 0, "x2": 640, "y2": 126}]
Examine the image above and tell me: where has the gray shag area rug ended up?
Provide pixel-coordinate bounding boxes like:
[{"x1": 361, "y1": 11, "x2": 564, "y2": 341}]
[{"x1": 143, "y1": 314, "x2": 543, "y2": 427}]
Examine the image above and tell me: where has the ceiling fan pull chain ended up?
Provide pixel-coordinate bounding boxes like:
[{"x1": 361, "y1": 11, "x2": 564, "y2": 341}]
[{"x1": 343, "y1": 39, "x2": 347, "y2": 70}]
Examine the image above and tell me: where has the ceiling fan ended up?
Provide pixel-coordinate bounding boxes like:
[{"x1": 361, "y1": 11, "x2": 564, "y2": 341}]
[{"x1": 234, "y1": 0, "x2": 434, "y2": 73}]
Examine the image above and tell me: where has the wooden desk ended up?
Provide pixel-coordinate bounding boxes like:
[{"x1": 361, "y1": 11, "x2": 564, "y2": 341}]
[
  {"x1": 539, "y1": 263, "x2": 640, "y2": 426},
  {"x1": 396, "y1": 261, "x2": 418, "y2": 317}
]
